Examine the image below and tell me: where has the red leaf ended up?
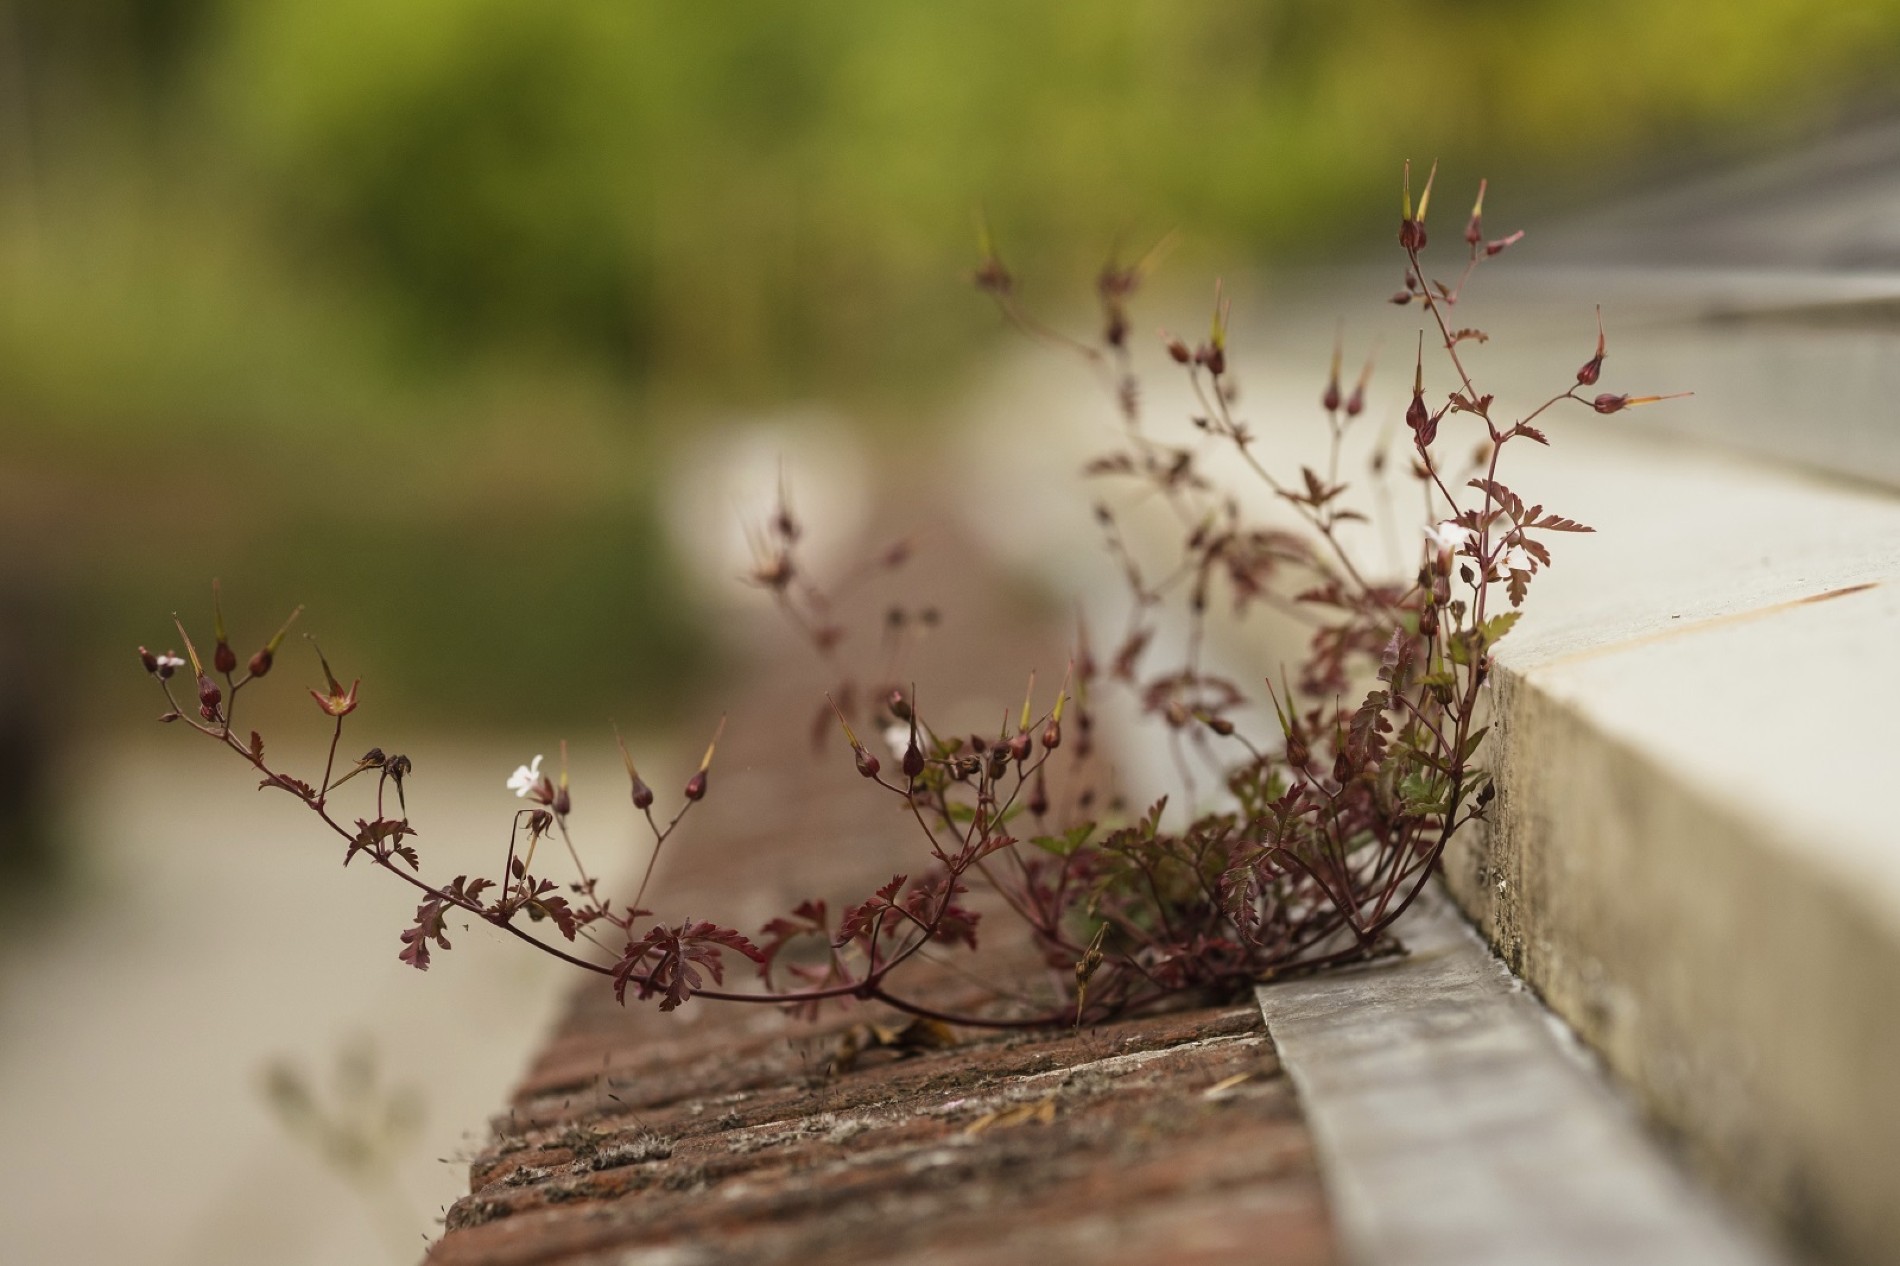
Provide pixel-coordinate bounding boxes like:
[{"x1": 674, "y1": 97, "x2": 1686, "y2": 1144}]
[{"x1": 399, "y1": 897, "x2": 451, "y2": 971}]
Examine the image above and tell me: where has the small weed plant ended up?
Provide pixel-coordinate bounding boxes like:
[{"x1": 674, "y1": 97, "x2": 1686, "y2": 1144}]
[{"x1": 141, "y1": 168, "x2": 1682, "y2": 1030}]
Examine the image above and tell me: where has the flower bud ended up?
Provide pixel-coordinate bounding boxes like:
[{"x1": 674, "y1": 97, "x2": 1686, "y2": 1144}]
[
  {"x1": 214, "y1": 640, "x2": 238, "y2": 675},
  {"x1": 1163, "y1": 332, "x2": 1191, "y2": 363},
  {"x1": 1207, "y1": 715, "x2": 1235, "y2": 736},
  {"x1": 902, "y1": 738, "x2": 925, "y2": 780},
  {"x1": 684, "y1": 769, "x2": 708, "y2": 801},
  {"x1": 552, "y1": 784, "x2": 571, "y2": 816},
  {"x1": 631, "y1": 777, "x2": 654, "y2": 811},
  {"x1": 886, "y1": 689, "x2": 912, "y2": 721},
  {"x1": 138, "y1": 646, "x2": 158, "y2": 674},
  {"x1": 158, "y1": 710, "x2": 180, "y2": 723}
]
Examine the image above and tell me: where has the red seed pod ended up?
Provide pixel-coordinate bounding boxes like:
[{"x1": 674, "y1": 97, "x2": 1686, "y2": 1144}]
[
  {"x1": 1592, "y1": 393, "x2": 1629, "y2": 415},
  {"x1": 1028, "y1": 770, "x2": 1049, "y2": 817},
  {"x1": 197, "y1": 674, "x2": 222, "y2": 711},
  {"x1": 1405, "y1": 332, "x2": 1433, "y2": 447},
  {"x1": 214, "y1": 640, "x2": 238, "y2": 675},
  {"x1": 1008, "y1": 732, "x2": 1032, "y2": 764},
  {"x1": 1322, "y1": 335, "x2": 1343, "y2": 413},
  {"x1": 1163, "y1": 332, "x2": 1192, "y2": 363},
  {"x1": 1578, "y1": 307, "x2": 1607, "y2": 386},
  {"x1": 1286, "y1": 735, "x2": 1310, "y2": 767},
  {"x1": 986, "y1": 748, "x2": 1010, "y2": 779},
  {"x1": 684, "y1": 769, "x2": 708, "y2": 801},
  {"x1": 1042, "y1": 719, "x2": 1061, "y2": 751},
  {"x1": 902, "y1": 738, "x2": 925, "y2": 780},
  {"x1": 1484, "y1": 231, "x2": 1524, "y2": 257},
  {"x1": 552, "y1": 784, "x2": 571, "y2": 816},
  {"x1": 630, "y1": 777, "x2": 654, "y2": 811},
  {"x1": 248, "y1": 647, "x2": 273, "y2": 678},
  {"x1": 855, "y1": 748, "x2": 881, "y2": 778},
  {"x1": 1406, "y1": 392, "x2": 1433, "y2": 446},
  {"x1": 1399, "y1": 218, "x2": 1426, "y2": 251}
]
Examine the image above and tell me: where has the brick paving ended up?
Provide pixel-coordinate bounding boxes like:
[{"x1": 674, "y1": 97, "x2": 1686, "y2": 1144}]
[{"x1": 422, "y1": 516, "x2": 1337, "y2": 1264}]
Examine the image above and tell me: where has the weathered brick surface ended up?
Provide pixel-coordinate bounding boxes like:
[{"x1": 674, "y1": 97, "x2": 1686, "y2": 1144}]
[
  {"x1": 423, "y1": 521, "x2": 1336, "y2": 1264},
  {"x1": 430, "y1": 990, "x2": 1328, "y2": 1266}
]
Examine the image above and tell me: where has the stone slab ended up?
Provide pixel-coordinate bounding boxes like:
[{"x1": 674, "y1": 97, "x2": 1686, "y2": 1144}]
[{"x1": 1254, "y1": 895, "x2": 1781, "y2": 1266}]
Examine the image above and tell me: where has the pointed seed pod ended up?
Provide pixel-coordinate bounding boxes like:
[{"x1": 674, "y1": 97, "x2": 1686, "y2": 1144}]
[
  {"x1": 1577, "y1": 306, "x2": 1606, "y2": 386},
  {"x1": 1322, "y1": 330, "x2": 1343, "y2": 413}
]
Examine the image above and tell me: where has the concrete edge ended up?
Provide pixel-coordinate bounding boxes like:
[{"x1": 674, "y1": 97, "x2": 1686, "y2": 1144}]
[{"x1": 1253, "y1": 891, "x2": 1780, "y2": 1266}]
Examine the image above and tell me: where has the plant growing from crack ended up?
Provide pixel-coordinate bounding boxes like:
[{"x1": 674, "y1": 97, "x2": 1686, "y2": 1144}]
[{"x1": 140, "y1": 167, "x2": 1683, "y2": 1031}]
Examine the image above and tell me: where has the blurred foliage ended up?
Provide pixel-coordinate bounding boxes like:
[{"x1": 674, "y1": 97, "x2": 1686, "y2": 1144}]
[{"x1": 2, "y1": 0, "x2": 1897, "y2": 724}]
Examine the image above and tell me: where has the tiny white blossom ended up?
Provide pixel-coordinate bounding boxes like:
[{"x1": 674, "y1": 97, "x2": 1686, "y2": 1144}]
[
  {"x1": 154, "y1": 653, "x2": 186, "y2": 671},
  {"x1": 883, "y1": 722, "x2": 912, "y2": 761},
  {"x1": 507, "y1": 754, "x2": 544, "y2": 797},
  {"x1": 1501, "y1": 545, "x2": 1535, "y2": 573},
  {"x1": 1424, "y1": 521, "x2": 1474, "y2": 552}
]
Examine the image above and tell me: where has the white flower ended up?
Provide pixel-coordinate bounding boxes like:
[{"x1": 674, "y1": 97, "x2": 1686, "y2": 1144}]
[
  {"x1": 1501, "y1": 545, "x2": 1535, "y2": 573},
  {"x1": 1424, "y1": 521, "x2": 1474, "y2": 552},
  {"x1": 154, "y1": 652, "x2": 186, "y2": 674},
  {"x1": 883, "y1": 722, "x2": 912, "y2": 761},
  {"x1": 507, "y1": 754, "x2": 544, "y2": 797}
]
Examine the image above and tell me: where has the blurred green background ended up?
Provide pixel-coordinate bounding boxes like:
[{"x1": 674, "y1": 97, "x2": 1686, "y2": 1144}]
[{"x1": 4, "y1": 0, "x2": 1898, "y2": 751}]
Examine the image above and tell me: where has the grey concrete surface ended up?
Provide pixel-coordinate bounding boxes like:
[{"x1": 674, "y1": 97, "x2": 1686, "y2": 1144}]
[{"x1": 1254, "y1": 894, "x2": 1781, "y2": 1266}]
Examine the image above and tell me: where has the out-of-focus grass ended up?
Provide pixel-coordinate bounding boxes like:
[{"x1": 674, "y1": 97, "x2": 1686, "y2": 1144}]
[{"x1": 3, "y1": 0, "x2": 1898, "y2": 725}]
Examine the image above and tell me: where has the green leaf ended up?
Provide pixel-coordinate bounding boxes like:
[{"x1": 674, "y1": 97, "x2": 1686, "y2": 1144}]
[
  {"x1": 1030, "y1": 824, "x2": 1096, "y2": 858},
  {"x1": 1480, "y1": 612, "x2": 1521, "y2": 645}
]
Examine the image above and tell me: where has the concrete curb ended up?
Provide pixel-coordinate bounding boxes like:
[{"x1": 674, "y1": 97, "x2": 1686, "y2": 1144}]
[{"x1": 1254, "y1": 893, "x2": 1780, "y2": 1266}]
